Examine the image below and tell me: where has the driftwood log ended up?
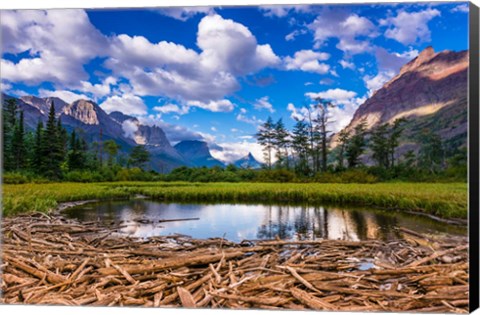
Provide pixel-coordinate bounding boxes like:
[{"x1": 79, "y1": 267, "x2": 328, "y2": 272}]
[{"x1": 0, "y1": 212, "x2": 469, "y2": 312}]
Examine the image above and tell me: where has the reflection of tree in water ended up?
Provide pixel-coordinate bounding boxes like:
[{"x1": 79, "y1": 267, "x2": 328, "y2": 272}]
[
  {"x1": 293, "y1": 206, "x2": 329, "y2": 240},
  {"x1": 349, "y1": 210, "x2": 368, "y2": 240},
  {"x1": 255, "y1": 205, "x2": 399, "y2": 241},
  {"x1": 293, "y1": 206, "x2": 309, "y2": 239},
  {"x1": 256, "y1": 205, "x2": 332, "y2": 240},
  {"x1": 256, "y1": 205, "x2": 295, "y2": 239},
  {"x1": 374, "y1": 213, "x2": 401, "y2": 241}
]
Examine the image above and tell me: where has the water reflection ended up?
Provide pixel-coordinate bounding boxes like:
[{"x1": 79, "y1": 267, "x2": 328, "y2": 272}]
[{"x1": 65, "y1": 200, "x2": 465, "y2": 242}]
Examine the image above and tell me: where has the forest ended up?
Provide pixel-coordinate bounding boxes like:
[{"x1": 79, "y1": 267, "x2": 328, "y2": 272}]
[{"x1": 2, "y1": 98, "x2": 467, "y2": 184}]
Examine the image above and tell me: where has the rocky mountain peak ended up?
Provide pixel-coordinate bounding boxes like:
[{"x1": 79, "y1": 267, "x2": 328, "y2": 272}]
[
  {"x1": 174, "y1": 140, "x2": 224, "y2": 168},
  {"x1": 135, "y1": 124, "x2": 171, "y2": 147},
  {"x1": 63, "y1": 99, "x2": 101, "y2": 125},
  {"x1": 174, "y1": 140, "x2": 210, "y2": 157},
  {"x1": 110, "y1": 111, "x2": 134, "y2": 124},
  {"x1": 399, "y1": 46, "x2": 436, "y2": 75},
  {"x1": 333, "y1": 47, "x2": 468, "y2": 151},
  {"x1": 20, "y1": 95, "x2": 68, "y2": 115},
  {"x1": 234, "y1": 152, "x2": 262, "y2": 169}
]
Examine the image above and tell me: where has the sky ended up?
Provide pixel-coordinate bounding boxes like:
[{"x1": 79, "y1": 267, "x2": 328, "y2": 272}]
[{"x1": 0, "y1": 2, "x2": 470, "y2": 163}]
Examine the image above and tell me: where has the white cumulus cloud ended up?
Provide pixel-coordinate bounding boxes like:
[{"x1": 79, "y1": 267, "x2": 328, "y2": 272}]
[
  {"x1": 363, "y1": 71, "x2": 396, "y2": 96},
  {"x1": 155, "y1": 6, "x2": 214, "y2": 21},
  {"x1": 308, "y1": 11, "x2": 377, "y2": 55},
  {"x1": 38, "y1": 89, "x2": 89, "y2": 104},
  {"x1": 339, "y1": 59, "x2": 355, "y2": 70},
  {"x1": 121, "y1": 119, "x2": 139, "y2": 140},
  {"x1": 254, "y1": 96, "x2": 275, "y2": 113},
  {"x1": 186, "y1": 99, "x2": 235, "y2": 112},
  {"x1": 451, "y1": 4, "x2": 469, "y2": 13},
  {"x1": 210, "y1": 141, "x2": 264, "y2": 164},
  {"x1": 259, "y1": 5, "x2": 311, "y2": 18},
  {"x1": 0, "y1": 9, "x2": 108, "y2": 86},
  {"x1": 305, "y1": 88, "x2": 357, "y2": 102},
  {"x1": 100, "y1": 94, "x2": 148, "y2": 116},
  {"x1": 381, "y1": 9, "x2": 441, "y2": 45},
  {"x1": 284, "y1": 49, "x2": 330, "y2": 74},
  {"x1": 153, "y1": 104, "x2": 189, "y2": 115}
]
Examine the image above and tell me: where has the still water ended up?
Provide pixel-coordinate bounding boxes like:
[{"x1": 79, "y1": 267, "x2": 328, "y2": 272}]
[{"x1": 64, "y1": 200, "x2": 466, "y2": 242}]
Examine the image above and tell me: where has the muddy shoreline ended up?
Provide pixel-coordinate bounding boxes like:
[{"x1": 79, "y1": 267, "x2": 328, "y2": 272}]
[{"x1": 0, "y1": 208, "x2": 470, "y2": 312}]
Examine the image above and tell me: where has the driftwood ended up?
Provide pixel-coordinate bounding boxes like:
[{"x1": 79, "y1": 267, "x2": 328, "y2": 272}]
[{"x1": 0, "y1": 212, "x2": 469, "y2": 313}]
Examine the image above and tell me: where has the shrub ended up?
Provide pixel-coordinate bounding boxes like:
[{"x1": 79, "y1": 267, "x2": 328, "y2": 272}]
[
  {"x1": 3, "y1": 172, "x2": 30, "y2": 184},
  {"x1": 254, "y1": 169, "x2": 297, "y2": 183},
  {"x1": 63, "y1": 170, "x2": 104, "y2": 182},
  {"x1": 339, "y1": 169, "x2": 378, "y2": 183}
]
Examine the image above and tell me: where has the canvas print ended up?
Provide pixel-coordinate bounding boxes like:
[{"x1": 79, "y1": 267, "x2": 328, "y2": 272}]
[{"x1": 0, "y1": 1, "x2": 477, "y2": 313}]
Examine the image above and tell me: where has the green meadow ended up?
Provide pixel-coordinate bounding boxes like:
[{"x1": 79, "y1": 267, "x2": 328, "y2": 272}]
[{"x1": 2, "y1": 181, "x2": 467, "y2": 219}]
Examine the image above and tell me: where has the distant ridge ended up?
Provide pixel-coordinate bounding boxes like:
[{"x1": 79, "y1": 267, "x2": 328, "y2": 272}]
[
  {"x1": 334, "y1": 47, "x2": 468, "y2": 153},
  {"x1": 1, "y1": 94, "x2": 222, "y2": 172},
  {"x1": 174, "y1": 140, "x2": 224, "y2": 168},
  {"x1": 233, "y1": 152, "x2": 262, "y2": 169}
]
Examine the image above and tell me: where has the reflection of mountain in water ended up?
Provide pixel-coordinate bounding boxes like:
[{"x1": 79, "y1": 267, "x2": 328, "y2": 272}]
[
  {"x1": 65, "y1": 200, "x2": 464, "y2": 242},
  {"x1": 256, "y1": 206, "x2": 402, "y2": 241}
]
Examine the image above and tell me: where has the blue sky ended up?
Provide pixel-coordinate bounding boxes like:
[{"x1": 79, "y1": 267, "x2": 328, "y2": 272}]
[{"x1": 0, "y1": 2, "x2": 470, "y2": 162}]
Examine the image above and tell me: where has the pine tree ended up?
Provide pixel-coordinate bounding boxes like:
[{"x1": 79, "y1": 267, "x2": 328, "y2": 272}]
[
  {"x1": 418, "y1": 129, "x2": 444, "y2": 173},
  {"x1": 32, "y1": 121, "x2": 44, "y2": 172},
  {"x1": 273, "y1": 119, "x2": 290, "y2": 169},
  {"x1": 2, "y1": 98, "x2": 18, "y2": 171},
  {"x1": 370, "y1": 123, "x2": 390, "y2": 168},
  {"x1": 128, "y1": 145, "x2": 150, "y2": 169},
  {"x1": 291, "y1": 119, "x2": 310, "y2": 176},
  {"x1": 57, "y1": 118, "x2": 68, "y2": 164},
  {"x1": 346, "y1": 119, "x2": 368, "y2": 168},
  {"x1": 103, "y1": 139, "x2": 120, "y2": 167},
  {"x1": 312, "y1": 98, "x2": 334, "y2": 172},
  {"x1": 336, "y1": 129, "x2": 350, "y2": 170},
  {"x1": 11, "y1": 110, "x2": 26, "y2": 170},
  {"x1": 67, "y1": 130, "x2": 87, "y2": 170},
  {"x1": 24, "y1": 130, "x2": 36, "y2": 170},
  {"x1": 256, "y1": 117, "x2": 275, "y2": 169},
  {"x1": 40, "y1": 102, "x2": 63, "y2": 179},
  {"x1": 388, "y1": 118, "x2": 406, "y2": 168}
]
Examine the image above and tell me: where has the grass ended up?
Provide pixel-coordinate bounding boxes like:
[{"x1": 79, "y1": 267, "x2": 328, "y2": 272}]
[{"x1": 1, "y1": 181, "x2": 468, "y2": 219}]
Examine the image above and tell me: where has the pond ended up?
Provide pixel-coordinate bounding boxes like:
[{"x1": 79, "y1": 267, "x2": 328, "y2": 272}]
[{"x1": 64, "y1": 199, "x2": 466, "y2": 242}]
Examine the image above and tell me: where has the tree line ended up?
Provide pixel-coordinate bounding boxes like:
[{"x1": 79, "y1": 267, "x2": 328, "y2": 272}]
[
  {"x1": 3, "y1": 99, "x2": 152, "y2": 181},
  {"x1": 255, "y1": 97, "x2": 466, "y2": 181}
]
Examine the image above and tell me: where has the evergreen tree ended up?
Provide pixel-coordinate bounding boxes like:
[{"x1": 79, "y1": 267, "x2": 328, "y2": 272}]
[
  {"x1": 418, "y1": 129, "x2": 444, "y2": 173},
  {"x1": 256, "y1": 117, "x2": 276, "y2": 169},
  {"x1": 32, "y1": 122, "x2": 44, "y2": 171},
  {"x1": 312, "y1": 98, "x2": 334, "y2": 172},
  {"x1": 40, "y1": 102, "x2": 63, "y2": 179},
  {"x1": 2, "y1": 98, "x2": 18, "y2": 171},
  {"x1": 387, "y1": 118, "x2": 406, "y2": 167},
  {"x1": 57, "y1": 118, "x2": 68, "y2": 169},
  {"x1": 273, "y1": 119, "x2": 290, "y2": 169},
  {"x1": 402, "y1": 150, "x2": 417, "y2": 169},
  {"x1": 291, "y1": 119, "x2": 310, "y2": 176},
  {"x1": 336, "y1": 129, "x2": 350, "y2": 170},
  {"x1": 67, "y1": 130, "x2": 88, "y2": 170},
  {"x1": 370, "y1": 123, "x2": 390, "y2": 168},
  {"x1": 11, "y1": 110, "x2": 27, "y2": 170},
  {"x1": 24, "y1": 130, "x2": 36, "y2": 170},
  {"x1": 103, "y1": 139, "x2": 120, "y2": 167},
  {"x1": 128, "y1": 145, "x2": 150, "y2": 169},
  {"x1": 346, "y1": 119, "x2": 368, "y2": 168},
  {"x1": 305, "y1": 108, "x2": 317, "y2": 172}
]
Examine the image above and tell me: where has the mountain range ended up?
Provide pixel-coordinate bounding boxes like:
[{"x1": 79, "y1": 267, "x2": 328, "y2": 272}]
[
  {"x1": 1, "y1": 47, "x2": 468, "y2": 172},
  {"x1": 1, "y1": 93, "x2": 262, "y2": 172},
  {"x1": 334, "y1": 46, "x2": 468, "y2": 156}
]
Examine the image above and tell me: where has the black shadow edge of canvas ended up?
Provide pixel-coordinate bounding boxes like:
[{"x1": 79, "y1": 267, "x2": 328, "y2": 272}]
[{"x1": 469, "y1": 1, "x2": 480, "y2": 312}]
